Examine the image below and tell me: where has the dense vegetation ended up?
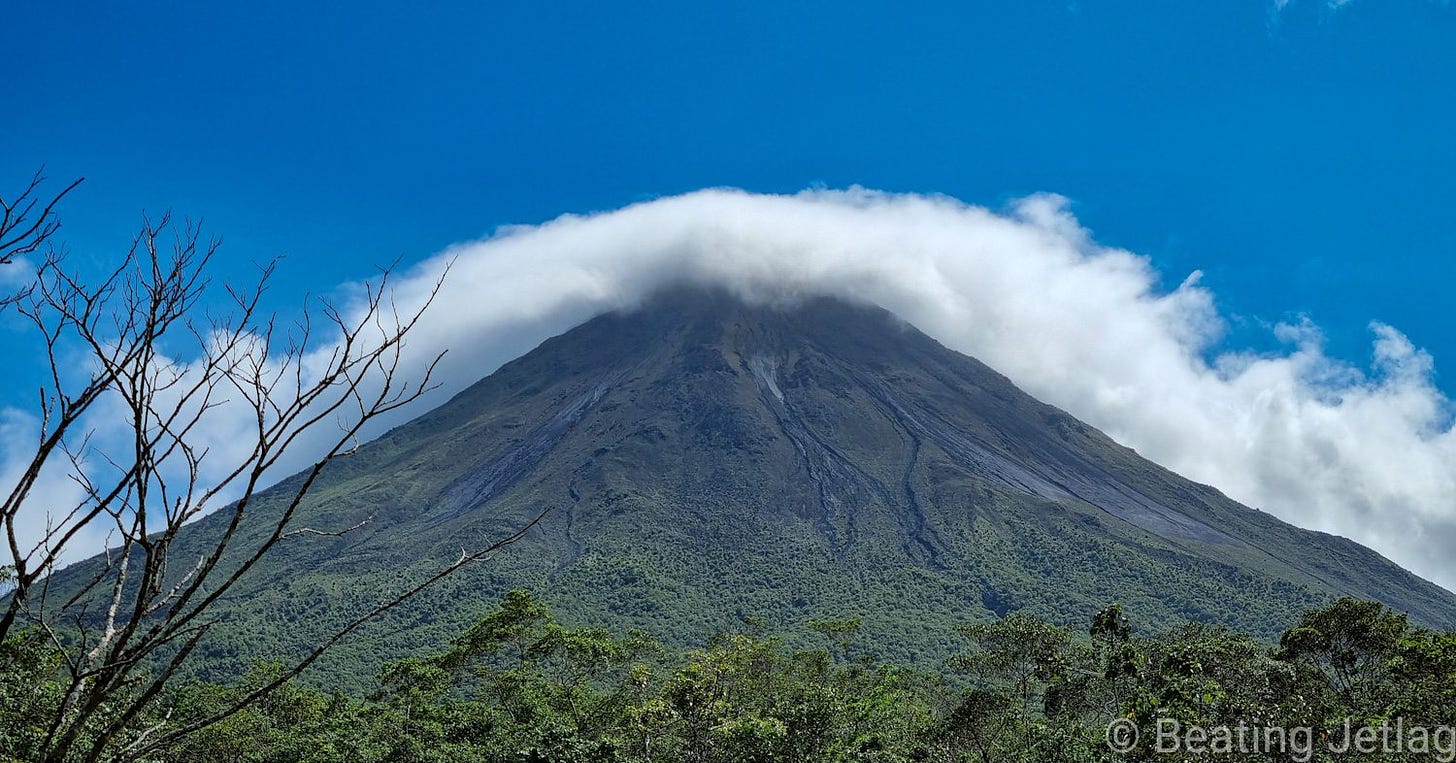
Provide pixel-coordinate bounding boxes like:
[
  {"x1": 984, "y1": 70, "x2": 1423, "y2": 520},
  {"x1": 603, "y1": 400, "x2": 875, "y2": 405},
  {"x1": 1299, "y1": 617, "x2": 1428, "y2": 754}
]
[{"x1": 7, "y1": 591, "x2": 1456, "y2": 762}]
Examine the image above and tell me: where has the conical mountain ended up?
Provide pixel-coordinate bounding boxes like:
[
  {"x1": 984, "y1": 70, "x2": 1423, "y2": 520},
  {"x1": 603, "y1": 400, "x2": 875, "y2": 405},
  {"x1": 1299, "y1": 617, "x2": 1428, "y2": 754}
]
[{"x1": 87, "y1": 289, "x2": 1456, "y2": 685}]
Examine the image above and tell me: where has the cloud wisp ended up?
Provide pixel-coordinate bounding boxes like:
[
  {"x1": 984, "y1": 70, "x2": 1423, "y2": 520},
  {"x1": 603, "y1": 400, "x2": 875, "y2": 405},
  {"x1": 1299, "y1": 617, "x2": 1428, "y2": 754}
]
[
  {"x1": 1272, "y1": 0, "x2": 1359, "y2": 11},
  {"x1": 6, "y1": 187, "x2": 1456, "y2": 591}
]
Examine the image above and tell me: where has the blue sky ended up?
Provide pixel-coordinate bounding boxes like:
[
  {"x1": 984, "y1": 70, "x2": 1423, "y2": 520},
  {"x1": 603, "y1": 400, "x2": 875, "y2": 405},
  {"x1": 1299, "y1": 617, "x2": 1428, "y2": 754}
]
[
  {"x1": 8, "y1": 1, "x2": 1456, "y2": 586},
  {"x1": 4, "y1": 0, "x2": 1454, "y2": 388}
]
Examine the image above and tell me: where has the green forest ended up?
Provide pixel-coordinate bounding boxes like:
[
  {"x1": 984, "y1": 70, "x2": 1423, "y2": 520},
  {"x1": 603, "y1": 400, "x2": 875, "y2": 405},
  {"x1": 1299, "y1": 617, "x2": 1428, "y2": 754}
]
[{"x1": 6, "y1": 592, "x2": 1456, "y2": 762}]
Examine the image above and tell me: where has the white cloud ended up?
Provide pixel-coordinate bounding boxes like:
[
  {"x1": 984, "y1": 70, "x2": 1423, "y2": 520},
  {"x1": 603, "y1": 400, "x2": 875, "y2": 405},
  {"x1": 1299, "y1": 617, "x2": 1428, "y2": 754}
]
[
  {"x1": 0, "y1": 257, "x2": 35, "y2": 289},
  {"x1": 1272, "y1": 0, "x2": 1359, "y2": 10},
  {"x1": 6, "y1": 187, "x2": 1456, "y2": 593},
  {"x1": 0, "y1": 408, "x2": 112, "y2": 572}
]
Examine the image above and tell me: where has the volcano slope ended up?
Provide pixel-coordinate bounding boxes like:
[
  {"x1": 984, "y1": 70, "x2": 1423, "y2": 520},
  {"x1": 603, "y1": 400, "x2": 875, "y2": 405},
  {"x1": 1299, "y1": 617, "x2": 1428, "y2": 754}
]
[{"x1": 61, "y1": 290, "x2": 1456, "y2": 687}]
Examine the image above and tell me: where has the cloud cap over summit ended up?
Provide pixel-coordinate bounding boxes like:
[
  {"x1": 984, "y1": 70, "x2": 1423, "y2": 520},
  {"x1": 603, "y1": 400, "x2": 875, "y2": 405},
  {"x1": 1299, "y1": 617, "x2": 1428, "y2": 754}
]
[{"x1": 384, "y1": 188, "x2": 1456, "y2": 589}]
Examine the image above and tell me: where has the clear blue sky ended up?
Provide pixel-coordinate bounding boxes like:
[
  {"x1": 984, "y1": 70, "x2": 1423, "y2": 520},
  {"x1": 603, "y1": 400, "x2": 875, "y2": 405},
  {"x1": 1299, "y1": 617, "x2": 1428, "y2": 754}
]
[{"x1": 4, "y1": 0, "x2": 1454, "y2": 394}]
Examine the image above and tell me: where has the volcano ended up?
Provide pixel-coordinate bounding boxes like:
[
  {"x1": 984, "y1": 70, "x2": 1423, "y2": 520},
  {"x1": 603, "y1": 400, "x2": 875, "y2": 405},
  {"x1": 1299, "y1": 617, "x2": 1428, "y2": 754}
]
[{"x1": 91, "y1": 289, "x2": 1456, "y2": 685}]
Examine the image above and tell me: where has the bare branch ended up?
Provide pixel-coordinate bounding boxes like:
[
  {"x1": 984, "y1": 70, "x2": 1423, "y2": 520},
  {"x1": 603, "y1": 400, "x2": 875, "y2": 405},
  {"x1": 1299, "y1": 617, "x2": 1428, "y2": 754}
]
[
  {"x1": 0, "y1": 169, "x2": 83, "y2": 265},
  {"x1": 279, "y1": 515, "x2": 373, "y2": 540},
  {"x1": 134, "y1": 508, "x2": 549, "y2": 757}
]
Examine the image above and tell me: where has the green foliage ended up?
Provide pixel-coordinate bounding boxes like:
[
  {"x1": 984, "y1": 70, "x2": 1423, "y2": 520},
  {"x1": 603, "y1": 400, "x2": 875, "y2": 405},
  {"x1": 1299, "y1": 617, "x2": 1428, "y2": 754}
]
[
  {"x1": 1275, "y1": 597, "x2": 1409, "y2": 711},
  {"x1": 0, "y1": 629, "x2": 158, "y2": 762},
  {"x1": 0, "y1": 629, "x2": 67, "y2": 761},
  {"x1": 138, "y1": 592, "x2": 949, "y2": 762},
  {"x1": 30, "y1": 594, "x2": 1434, "y2": 763},
  {"x1": 11, "y1": 590, "x2": 1456, "y2": 761}
]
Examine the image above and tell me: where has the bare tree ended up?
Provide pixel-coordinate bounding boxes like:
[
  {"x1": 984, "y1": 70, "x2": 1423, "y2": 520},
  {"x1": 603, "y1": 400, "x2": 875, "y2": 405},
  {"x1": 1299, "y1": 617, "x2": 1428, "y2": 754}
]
[
  {"x1": 1, "y1": 169, "x2": 83, "y2": 311},
  {"x1": 0, "y1": 169, "x2": 83, "y2": 267},
  {"x1": 0, "y1": 174, "x2": 541, "y2": 762}
]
